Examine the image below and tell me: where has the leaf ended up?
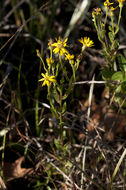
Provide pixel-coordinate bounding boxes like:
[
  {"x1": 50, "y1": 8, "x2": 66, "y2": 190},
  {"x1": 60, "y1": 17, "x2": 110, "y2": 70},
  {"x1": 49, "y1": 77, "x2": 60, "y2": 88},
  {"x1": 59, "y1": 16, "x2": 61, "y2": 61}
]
[
  {"x1": 54, "y1": 139, "x2": 61, "y2": 150},
  {"x1": 108, "y1": 32, "x2": 114, "y2": 42},
  {"x1": 109, "y1": 25, "x2": 112, "y2": 31},
  {"x1": 115, "y1": 85, "x2": 121, "y2": 94},
  {"x1": 114, "y1": 85, "x2": 121, "y2": 102},
  {"x1": 101, "y1": 68, "x2": 114, "y2": 80},
  {"x1": 113, "y1": 38, "x2": 119, "y2": 50},
  {"x1": 118, "y1": 54, "x2": 126, "y2": 72},
  {"x1": 57, "y1": 86, "x2": 62, "y2": 94},
  {"x1": 53, "y1": 88, "x2": 60, "y2": 104},
  {"x1": 50, "y1": 108, "x2": 58, "y2": 117},
  {"x1": 62, "y1": 93, "x2": 68, "y2": 100},
  {"x1": 62, "y1": 102, "x2": 67, "y2": 114},
  {"x1": 60, "y1": 77, "x2": 65, "y2": 85},
  {"x1": 114, "y1": 94, "x2": 120, "y2": 102},
  {"x1": 47, "y1": 187, "x2": 52, "y2": 190},
  {"x1": 3, "y1": 157, "x2": 32, "y2": 181},
  {"x1": 121, "y1": 81, "x2": 126, "y2": 94},
  {"x1": 62, "y1": 77, "x2": 73, "y2": 100},
  {"x1": 111, "y1": 71, "x2": 123, "y2": 81},
  {"x1": 101, "y1": 29, "x2": 106, "y2": 39}
]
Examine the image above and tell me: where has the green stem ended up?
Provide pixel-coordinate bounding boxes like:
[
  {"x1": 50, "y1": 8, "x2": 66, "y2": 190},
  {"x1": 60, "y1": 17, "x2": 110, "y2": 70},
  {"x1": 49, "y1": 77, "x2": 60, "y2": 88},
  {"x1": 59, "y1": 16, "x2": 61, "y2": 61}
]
[
  {"x1": 115, "y1": 5, "x2": 122, "y2": 34},
  {"x1": 71, "y1": 64, "x2": 76, "y2": 82},
  {"x1": 59, "y1": 91, "x2": 63, "y2": 126},
  {"x1": 37, "y1": 51, "x2": 47, "y2": 72},
  {"x1": 35, "y1": 57, "x2": 41, "y2": 136},
  {"x1": 59, "y1": 55, "x2": 69, "y2": 81},
  {"x1": 47, "y1": 85, "x2": 58, "y2": 118},
  {"x1": 104, "y1": 7, "x2": 108, "y2": 28},
  {"x1": 111, "y1": 13, "x2": 114, "y2": 31}
]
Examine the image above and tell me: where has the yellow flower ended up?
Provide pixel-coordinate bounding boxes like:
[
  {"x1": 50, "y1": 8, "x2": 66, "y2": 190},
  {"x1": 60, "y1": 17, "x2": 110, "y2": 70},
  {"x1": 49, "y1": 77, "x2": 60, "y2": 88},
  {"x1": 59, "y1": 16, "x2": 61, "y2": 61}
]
[
  {"x1": 110, "y1": 6, "x2": 117, "y2": 11},
  {"x1": 109, "y1": 6, "x2": 117, "y2": 16},
  {"x1": 39, "y1": 73, "x2": 56, "y2": 86},
  {"x1": 104, "y1": 0, "x2": 114, "y2": 7},
  {"x1": 117, "y1": 0, "x2": 125, "y2": 7},
  {"x1": 65, "y1": 53, "x2": 74, "y2": 64},
  {"x1": 52, "y1": 37, "x2": 68, "y2": 56},
  {"x1": 92, "y1": 8, "x2": 102, "y2": 17},
  {"x1": 46, "y1": 57, "x2": 54, "y2": 65},
  {"x1": 78, "y1": 37, "x2": 94, "y2": 51},
  {"x1": 117, "y1": 0, "x2": 125, "y2": 3}
]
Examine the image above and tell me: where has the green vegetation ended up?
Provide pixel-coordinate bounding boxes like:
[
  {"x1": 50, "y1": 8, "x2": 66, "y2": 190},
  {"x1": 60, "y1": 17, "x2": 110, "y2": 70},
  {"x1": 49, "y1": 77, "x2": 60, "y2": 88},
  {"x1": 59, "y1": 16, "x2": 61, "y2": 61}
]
[{"x1": 0, "y1": 0, "x2": 126, "y2": 189}]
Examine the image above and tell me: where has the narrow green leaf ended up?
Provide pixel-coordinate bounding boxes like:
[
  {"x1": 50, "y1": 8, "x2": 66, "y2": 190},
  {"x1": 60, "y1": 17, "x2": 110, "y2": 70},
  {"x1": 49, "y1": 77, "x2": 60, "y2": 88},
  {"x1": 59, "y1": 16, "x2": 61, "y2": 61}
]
[
  {"x1": 62, "y1": 93, "x2": 68, "y2": 100},
  {"x1": 54, "y1": 139, "x2": 61, "y2": 150},
  {"x1": 118, "y1": 54, "x2": 126, "y2": 72},
  {"x1": 53, "y1": 89, "x2": 60, "y2": 104},
  {"x1": 62, "y1": 102, "x2": 67, "y2": 114},
  {"x1": 109, "y1": 25, "x2": 112, "y2": 31},
  {"x1": 62, "y1": 77, "x2": 73, "y2": 100},
  {"x1": 108, "y1": 32, "x2": 114, "y2": 42},
  {"x1": 113, "y1": 38, "x2": 119, "y2": 50},
  {"x1": 101, "y1": 29, "x2": 106, "y2": 39}
]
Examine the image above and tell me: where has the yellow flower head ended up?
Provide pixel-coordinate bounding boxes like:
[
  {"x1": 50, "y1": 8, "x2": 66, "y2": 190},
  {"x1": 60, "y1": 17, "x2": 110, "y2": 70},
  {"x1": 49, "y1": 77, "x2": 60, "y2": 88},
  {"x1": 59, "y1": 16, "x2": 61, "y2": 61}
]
[
  {"x1": 117, "y1": 0, "x2": 125, "y2": 7},
  {"x1": 65, "y1": 53, "x2": 74, "y2": 65},
  {"x1": 104, "y1": 0, "x2": 114, "y2": 7},
  {"x1": 109, "y1": 6, "x2": 117, "y2": 16},
  {"x1": 117, "y1": 0, "x2": 125, "y2": 2},
  {"x1": 46, "y1": 57, "x2": 54, "y2": 65},
  {"x1": 92, "y1": 8, "x2": 102, "y2": 17},
  {"x1": 52, "y1": 37, "x2": 68, "y2": 56},
  {"x1": 110, "y1": 6, "x2": 117, "y2": 11},
  {"x1": 39, "y1": 72, "x2": 56, "y2": 86},
  {"x1": 78, "y1": 37, "x2": 94, "y2": 51}
]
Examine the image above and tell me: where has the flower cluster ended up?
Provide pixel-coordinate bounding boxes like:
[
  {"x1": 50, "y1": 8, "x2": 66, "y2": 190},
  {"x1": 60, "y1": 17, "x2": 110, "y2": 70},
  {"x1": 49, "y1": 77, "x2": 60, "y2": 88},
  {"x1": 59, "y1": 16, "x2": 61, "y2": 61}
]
[
  {"x1": 104, "y1": 0, "x2": 125, "y2": 8},
  {"x1": 92, "y1": 0, "x2": 125, "y2": 35},
  {"x1": 38, "y1": 36, "x2": 94, "y2": 87},
  {"x1": 92, "y1": 8, "x2": 102, "y2": 17},
  {"x1": 92, "y1": 0, "x2": 125, "y2": 15}
]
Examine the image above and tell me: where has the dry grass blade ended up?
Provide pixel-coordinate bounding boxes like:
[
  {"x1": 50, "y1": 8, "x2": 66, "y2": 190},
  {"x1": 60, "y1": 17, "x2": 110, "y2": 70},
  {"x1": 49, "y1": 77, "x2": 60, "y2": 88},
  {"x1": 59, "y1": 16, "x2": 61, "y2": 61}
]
[
  {"x1": 73, "y1": 80, "x2": 119, "y2": 85},
  {"x1": 0, "y1": 0, "x2": 25, "y2": 26},
  {"x1": 81, "y1": 75, "x2": 95, "y2": 189},
  {"x1": 46, "y1": 155, "x2": 81, "y2": 190},
  {"x1": 108, "y1": 148, "x2": 126, "y2": 190},
  {"x1": 0, "y1": 62, "x2": 12, "y2": 97},
  {"x1": 64, "y1": 0, "x2": 91, "y2": 38}
]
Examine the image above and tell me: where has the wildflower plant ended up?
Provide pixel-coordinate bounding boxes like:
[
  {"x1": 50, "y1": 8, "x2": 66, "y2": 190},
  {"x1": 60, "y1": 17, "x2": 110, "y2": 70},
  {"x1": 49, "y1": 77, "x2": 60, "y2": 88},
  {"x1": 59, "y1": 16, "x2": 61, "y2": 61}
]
[
  {"x1": 92, "y1": 0, "x2": 126, "y2": 105},
  {"x1": 37, "y1": 36, "x2": 94, "y2": 128}
]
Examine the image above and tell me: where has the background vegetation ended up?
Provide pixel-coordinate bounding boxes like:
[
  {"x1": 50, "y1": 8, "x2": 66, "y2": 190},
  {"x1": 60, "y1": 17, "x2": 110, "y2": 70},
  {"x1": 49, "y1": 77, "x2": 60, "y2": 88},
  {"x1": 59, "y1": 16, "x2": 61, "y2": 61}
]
[{"x1": 0, "y1": 0, "x2": 126, "y2": 189}]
